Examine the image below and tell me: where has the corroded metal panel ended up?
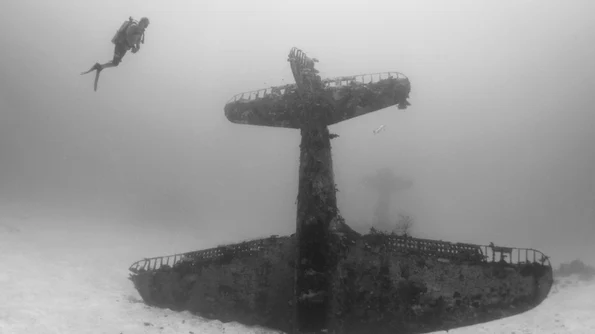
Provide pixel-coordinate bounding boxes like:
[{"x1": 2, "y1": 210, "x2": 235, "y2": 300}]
[
  {"x1": 224, "y1": 72, "x2": 412, "y2": 129},
  {"x1": 128, "y1": 234, "x2": 553, "y2": 334}
]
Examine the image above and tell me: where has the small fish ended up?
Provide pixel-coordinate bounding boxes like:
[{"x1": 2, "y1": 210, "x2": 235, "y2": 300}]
[{"x1": 373, "y1": 125, "x2": 385, "y2": 134}]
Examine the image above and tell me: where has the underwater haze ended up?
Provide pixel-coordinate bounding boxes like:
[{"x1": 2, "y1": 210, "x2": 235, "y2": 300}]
[
  {"x1": 1, "y1": 0, "x2": 595, "y2": 311},
  {"x1": 2, "y1": 0, "x2": 595, "y2": 264}
]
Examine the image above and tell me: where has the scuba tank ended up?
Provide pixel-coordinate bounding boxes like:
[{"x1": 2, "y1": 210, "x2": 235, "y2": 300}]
[{"x1": 111, "y1": 17, "x2": 136, "y2": 44}]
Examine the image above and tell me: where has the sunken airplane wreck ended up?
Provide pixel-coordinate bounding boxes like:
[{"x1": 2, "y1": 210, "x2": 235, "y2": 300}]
[{"x1": 128, "y1": 48, "x2": 553, "y2": 333}]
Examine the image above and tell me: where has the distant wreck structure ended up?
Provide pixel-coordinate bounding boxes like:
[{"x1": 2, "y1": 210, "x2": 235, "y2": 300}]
[
  {"x1": 362, "y1": 168, "x2": 413, "y2": 231},
  {"x1": 128, "y1": 47, "x2": 553, "y2": 334}
]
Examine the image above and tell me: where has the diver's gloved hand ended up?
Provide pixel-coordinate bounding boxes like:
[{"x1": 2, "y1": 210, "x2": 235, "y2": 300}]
[{"x1": 131, "y1": 46, "x2": 139, "y2": 54}]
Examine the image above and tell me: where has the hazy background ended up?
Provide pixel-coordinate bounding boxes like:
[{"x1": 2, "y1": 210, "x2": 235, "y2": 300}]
[{"x1": 1, "y1": 0, "x2": 594, "y2": 266}]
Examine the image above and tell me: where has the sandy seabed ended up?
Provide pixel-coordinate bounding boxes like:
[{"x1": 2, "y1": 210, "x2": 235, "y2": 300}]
[{"x1": 1, "y1": 218, "x2": 594, "y2": 334}]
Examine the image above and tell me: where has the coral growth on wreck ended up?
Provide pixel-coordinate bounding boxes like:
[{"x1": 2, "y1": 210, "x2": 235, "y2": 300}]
[{"x1": 129, "y1": 233, "x2": 553, "y2": 334}]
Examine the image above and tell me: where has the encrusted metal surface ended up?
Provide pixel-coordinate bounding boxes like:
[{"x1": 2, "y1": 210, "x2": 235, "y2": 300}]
[
  {"x1": 129, "y1": 235, "x2": 550, "y2": 274},
  {"x1": 128, "y1": 234, "x2": 553, "y2": 334},
  {"x1": 129, "y1": 235, "x2": 289, "y2": 273},
  {"x1": 225, "y1": 72, "x2": 409, "y2": 104},
  {"x1": 224, "y1": 70, "x2": 411, "y2": 129}
]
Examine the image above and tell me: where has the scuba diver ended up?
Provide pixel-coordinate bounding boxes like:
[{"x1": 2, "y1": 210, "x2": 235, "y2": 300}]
[{"x1": 81, "y1": 17, "x2": 150, "y2": 91}]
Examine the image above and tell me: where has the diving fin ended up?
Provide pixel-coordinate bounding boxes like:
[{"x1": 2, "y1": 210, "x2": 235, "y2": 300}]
[
  {"x1": 94, "y1": 70, "x2": 101, "y2": 92},
  {"x1": 81, "y1": 63, "x2": 102, "y2": 76}
]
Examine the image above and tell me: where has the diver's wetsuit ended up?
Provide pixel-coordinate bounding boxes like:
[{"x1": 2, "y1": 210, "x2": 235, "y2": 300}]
[{"x1": 112, "y1": 35, "x2": 131, "y2": 65}]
